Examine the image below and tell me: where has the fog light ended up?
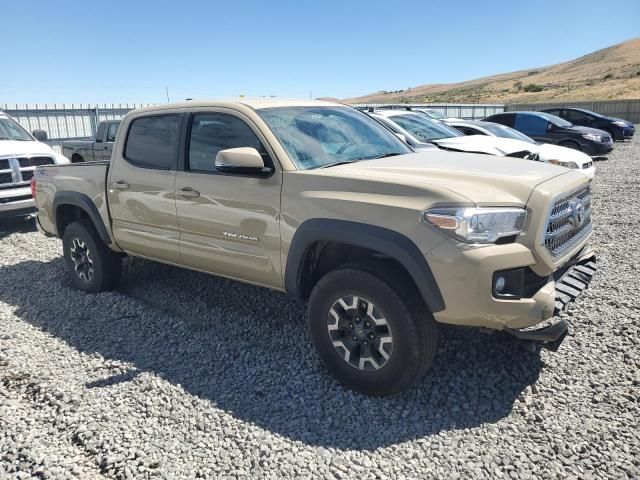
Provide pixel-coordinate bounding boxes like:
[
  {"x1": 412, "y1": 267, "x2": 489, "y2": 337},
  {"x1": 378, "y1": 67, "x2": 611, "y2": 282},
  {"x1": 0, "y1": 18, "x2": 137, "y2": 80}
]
[{"x1": 495, "y1": 275, "x2": 506, "y2": 293}]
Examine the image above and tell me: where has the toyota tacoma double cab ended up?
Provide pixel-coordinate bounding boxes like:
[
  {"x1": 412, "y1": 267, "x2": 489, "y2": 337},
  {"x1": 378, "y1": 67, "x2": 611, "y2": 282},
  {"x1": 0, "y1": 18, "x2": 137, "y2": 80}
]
[
  {"x1": 61, "y1": 120, "x2": 120, "y2": 163},
  {"x1": 33, "y1": 100, "x2": 597, "y2": 396}
]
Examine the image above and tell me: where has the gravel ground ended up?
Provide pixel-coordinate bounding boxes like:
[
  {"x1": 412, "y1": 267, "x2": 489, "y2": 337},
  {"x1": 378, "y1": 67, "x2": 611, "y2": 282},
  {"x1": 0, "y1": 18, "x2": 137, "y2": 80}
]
[{"x1": 1, "y1": 136, "x2": 639, "y2": 479}]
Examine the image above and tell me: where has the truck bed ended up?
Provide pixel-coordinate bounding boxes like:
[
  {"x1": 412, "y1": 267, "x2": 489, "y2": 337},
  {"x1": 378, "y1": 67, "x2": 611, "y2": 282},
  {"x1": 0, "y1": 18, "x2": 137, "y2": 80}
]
[{"x1": 33, "y1": 161, "x2": 114, "y2": 242}]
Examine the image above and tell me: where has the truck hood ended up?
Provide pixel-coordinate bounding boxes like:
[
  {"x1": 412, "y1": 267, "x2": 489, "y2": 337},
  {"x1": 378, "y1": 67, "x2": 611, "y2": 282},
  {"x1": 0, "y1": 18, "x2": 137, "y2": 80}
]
[
  {"x1": 0, "y1": 140, "x2": 56, "y2": 157},
  {"x1": 327, "y1": 151, "x2": 575, "y2": 206},
  {"x1": 432, "y1": 135, "x2": 536, "y2": 156}
]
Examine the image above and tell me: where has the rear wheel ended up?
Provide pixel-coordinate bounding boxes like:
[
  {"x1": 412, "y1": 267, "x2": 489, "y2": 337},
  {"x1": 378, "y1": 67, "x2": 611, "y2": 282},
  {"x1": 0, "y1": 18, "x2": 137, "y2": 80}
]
[
  {"x1": 62, "y1": 220, "x2": 121, "y2": 292},
  {"x1": 308, "y1": 267, "x2": 438, "y2": 396}
]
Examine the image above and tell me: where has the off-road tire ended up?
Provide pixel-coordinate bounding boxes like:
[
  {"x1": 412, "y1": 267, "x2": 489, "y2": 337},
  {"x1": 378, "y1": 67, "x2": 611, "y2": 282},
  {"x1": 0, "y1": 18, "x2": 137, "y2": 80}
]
[
  {"x1": 62, "y1": 220, "x2": 121, "y2": 292},
  {"x1": 308, "y1": 267, "x2": 438, "y2": 396}
]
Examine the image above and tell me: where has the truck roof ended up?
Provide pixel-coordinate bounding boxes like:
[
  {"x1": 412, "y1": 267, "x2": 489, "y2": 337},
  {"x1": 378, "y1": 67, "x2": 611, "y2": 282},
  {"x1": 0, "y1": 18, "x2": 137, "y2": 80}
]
[{"x1": 131, "y1": 98, "x2": 343, "y2": 114}]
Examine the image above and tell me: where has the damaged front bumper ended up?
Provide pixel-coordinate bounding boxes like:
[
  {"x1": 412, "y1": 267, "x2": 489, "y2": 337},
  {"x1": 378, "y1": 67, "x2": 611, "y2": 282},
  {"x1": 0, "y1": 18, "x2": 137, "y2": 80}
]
[{"x1": 504, "y1": 252, "x2": 597, "y2": 350}]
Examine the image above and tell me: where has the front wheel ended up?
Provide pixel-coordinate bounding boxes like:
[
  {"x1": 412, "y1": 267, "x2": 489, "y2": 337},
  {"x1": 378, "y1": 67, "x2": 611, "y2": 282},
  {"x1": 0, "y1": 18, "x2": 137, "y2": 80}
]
[
  {"x1": 308, "y1": 267, "x2": 438, "y2": 396},
  {"x1": 559, "y1": 140, "x2": 581, "y2": 151},
  {"x1": 62, "y1": 220, "x2": 122, "y2": 292}
]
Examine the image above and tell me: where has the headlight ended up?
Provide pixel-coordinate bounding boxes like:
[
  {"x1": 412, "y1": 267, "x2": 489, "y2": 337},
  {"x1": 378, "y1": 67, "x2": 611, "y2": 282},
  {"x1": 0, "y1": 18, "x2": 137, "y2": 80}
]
[
  {"x1": 423, "y1": 207, "x2": 527, "y2": 244},
  {"x1": 613, "y1": 121, "x2": 627, "y2": 127},
  {"x1": 582, "y1": 133, "x2": 602, "y2": 142},
  {"x1": 548, "y1": 159, "x2": 579, "y2": 169}
]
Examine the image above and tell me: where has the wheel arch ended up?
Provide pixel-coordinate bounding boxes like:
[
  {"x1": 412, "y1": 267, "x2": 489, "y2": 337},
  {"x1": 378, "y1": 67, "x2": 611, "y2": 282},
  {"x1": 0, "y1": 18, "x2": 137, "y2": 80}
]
[
  {"x1": 285, "y1": 219, "x2": 445, "y2": 313},
  {"x1": 52, "y1": 191, "x2": 112, "y2": 245}
]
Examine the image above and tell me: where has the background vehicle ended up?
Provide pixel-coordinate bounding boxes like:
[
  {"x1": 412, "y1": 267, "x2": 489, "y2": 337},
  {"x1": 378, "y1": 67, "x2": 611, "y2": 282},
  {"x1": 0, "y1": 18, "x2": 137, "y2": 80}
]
[
  {"x1": 484, "y1": 111, "x2": 613, "y2": 156},
  {"x1": 61, "y1": 120, "x2": 120, "y2": 163},
  {"x1": 370, "y1": 110, "x2": 541, "y2": 159},
  {"x1": 446, "y1": 119, "x2": 595, "y2": 178},
  {"x1": 541, "y1": 107, "x2": 635, "y2": 141},
  {"x1": 0, "y1": 112, "x2": 69, "y2": 219},
  {"x1": 410, "y1": 108, "x2": 463, "y2": 122},
  {"x1": 33, "y1": 100, "x2": 596, "y2": 396}
]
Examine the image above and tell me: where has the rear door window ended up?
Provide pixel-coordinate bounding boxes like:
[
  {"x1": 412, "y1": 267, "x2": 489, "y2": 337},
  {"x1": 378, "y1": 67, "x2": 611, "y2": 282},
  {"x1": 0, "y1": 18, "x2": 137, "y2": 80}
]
[
  {"x1": 514, "y1": 114, "x2": 547, "y2": 135},
  {"x1": 124, "y1": 115, "x2": 181, "y2": 169}
]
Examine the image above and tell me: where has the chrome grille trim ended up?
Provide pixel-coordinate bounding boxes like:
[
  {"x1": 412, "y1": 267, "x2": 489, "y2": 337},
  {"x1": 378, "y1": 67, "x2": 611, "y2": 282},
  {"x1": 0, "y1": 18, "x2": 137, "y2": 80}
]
[
  {"x1": 543, "y1": 184, "x2": 592, "y2": 257},
  {"x1": 0, "y1": 155, "x2": 54, "y2": 185}
]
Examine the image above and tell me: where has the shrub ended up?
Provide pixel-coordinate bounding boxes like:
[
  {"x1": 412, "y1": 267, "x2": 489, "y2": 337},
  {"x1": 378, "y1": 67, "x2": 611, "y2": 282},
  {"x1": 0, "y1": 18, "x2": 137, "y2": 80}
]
[
  {"x1": 523, "y1": 83, "x2": 544, "y2": 92},
  {"x1": 514, "y1": 81, "x2": 523, "y2": 92}
]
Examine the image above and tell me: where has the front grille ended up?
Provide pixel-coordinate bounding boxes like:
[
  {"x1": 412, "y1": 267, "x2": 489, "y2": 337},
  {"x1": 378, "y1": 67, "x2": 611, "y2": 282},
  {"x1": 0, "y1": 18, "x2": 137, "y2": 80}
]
[
  {"x1": 544, "y1": 185, "x2": 592, "y2": 257},
  {"x1": 583, "y1": 161, "x2": 593, "y2": 169},
  {"x1": 0, "y1": 172, "x2": 14, "y2": 184},
  {"x1": 0, "y1": 159, "x2": 9, "y2": 169},
  {"x1": 21, "y1": 170, "x2": 34, "y2": 182},
  {"x1": 17, "y1": 156, "x2": 54, "y2": 168}
]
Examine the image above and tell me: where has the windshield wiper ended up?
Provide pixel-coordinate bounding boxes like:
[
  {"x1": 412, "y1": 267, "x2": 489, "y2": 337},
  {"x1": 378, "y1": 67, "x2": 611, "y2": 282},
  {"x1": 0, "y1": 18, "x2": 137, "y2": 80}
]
[
  {"x1": 316, "y1": 160, "x2": 356, "y2": 169},
  {"x1": 351, "y1": 152, "x2": 407, "y2": 161}
]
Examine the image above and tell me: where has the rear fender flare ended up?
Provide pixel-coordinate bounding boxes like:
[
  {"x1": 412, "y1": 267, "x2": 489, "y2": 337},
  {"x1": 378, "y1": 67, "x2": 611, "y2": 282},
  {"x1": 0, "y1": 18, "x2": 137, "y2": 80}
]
[{"x1": 52, "y1": 191, "x2": 111, "y2": 245}]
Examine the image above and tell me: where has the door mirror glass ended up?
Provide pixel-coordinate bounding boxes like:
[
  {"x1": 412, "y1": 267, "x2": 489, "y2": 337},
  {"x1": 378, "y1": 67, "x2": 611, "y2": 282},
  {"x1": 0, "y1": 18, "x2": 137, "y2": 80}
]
[
  {"x1": 547, "y1": 122, "x2": 554, "y2": 131},
  {"x1": 32, "y1": 129, "x2": 48, "y2": 141},
  {"x1": 215, "y1": 147, "x2": 272, "y2": 176}
]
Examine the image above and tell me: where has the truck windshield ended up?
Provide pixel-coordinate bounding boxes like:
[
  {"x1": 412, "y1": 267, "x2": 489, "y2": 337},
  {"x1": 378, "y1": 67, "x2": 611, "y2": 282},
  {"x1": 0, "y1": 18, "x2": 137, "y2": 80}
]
[
  {"x1": 0, "y1": 116, "x2": 33, "y2": 141},
  {"x1": 257, "y1": 106, "x2": 411, "y2": 170},
  {"x1": 391, "y1": 114, "x2": 463, "y2": 142}
]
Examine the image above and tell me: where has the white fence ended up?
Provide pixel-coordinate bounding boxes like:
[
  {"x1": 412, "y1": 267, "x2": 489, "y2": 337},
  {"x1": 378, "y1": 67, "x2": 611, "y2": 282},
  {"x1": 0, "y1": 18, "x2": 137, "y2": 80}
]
[
  {"x1": 2, "y1": 102, "x2": 506, "y2": 151},
  {"x1": 1, "y1": 104, "x2": 152, "y2": 141},
  {"x1": 350, "y1": 103, "x2": 505, "y2": 119}
]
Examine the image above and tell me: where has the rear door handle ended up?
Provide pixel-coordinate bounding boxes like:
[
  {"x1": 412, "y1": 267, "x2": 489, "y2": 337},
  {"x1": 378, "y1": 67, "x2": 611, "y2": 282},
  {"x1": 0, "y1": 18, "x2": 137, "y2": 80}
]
[
  {"x1": 177, "y1": 187, "x2": 200, "y2": 199},
  {"x1": 112, "y1": 181, "x2": 130, "y2": 190}
]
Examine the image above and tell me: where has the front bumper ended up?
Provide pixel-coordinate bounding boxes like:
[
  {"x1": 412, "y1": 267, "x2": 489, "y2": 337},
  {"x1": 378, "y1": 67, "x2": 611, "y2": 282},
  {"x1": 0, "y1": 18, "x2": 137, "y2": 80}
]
[
  {"x1": 621, "y1": 126, "x2": 635, "y2": 139},
  {"x1": 429, "y1": 239, "x2": 597, "y2": 332},
  {"x1": 0, "y1": 189, "x2": 36, "y2": 219},
  {"x1": 585, "y1": 140, "x2": 613, "y2": 156},
  {"x1": 503, "y1": 253, "x2": 597, "y2": 350}
]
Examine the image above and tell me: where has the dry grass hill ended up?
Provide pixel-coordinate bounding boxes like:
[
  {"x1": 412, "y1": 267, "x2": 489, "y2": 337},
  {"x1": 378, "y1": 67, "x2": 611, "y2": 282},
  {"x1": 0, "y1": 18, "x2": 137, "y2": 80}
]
[{"x1": 339, "y1": 38, "x2": 640, "y2": 104}]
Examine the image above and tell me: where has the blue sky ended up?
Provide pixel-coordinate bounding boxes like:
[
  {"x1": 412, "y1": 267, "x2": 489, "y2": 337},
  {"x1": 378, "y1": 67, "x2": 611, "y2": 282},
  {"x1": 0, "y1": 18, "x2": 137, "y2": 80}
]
[{"x1": 2, "y1": 0, "x2": 638, "y2": 104}]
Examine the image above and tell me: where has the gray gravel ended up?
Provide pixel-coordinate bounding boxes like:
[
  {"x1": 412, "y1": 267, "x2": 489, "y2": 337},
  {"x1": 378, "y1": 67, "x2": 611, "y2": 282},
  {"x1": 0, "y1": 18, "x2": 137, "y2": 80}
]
[{"x1": 1, "y1": 135, "x2": 639, "y2": 479}]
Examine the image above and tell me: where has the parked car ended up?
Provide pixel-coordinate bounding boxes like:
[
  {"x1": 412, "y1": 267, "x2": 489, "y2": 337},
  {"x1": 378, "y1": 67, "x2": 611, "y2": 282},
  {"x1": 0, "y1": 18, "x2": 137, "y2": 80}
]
[
  {"x1": 541, "y1": 107, "x2": 635, "y2": 141},
  {"x1": 411, "y1": 108, "x2": 463, "y2": 121},
  {"x1": 484, "y1": 111, "x2": 613, "y2": 157},
  {"x1": 0, "y1": 112, "x2": 69, "y2": 219},
  {"x1": 370, "y1": 110, "x2": 542, "y2": 160},
  {"x1": 445, "y1": 120, "x2": 595, "y2": 179},
  {"x1": 33, "y1": 99, "x2": 596, "y2": 396},
  {"x1": 61, "y1": 120, "x2": 120, "y2": 163}
]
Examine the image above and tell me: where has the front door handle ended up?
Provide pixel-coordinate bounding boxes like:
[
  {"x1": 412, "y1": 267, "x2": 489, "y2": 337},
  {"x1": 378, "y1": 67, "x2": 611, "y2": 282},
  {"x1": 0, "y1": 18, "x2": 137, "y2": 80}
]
[
  {"x1": 112, "y1": 181, "x2": 130, "y2": 190},
  {"x1": 177, "y1": 187, "x2": 200, "y2": 199}
]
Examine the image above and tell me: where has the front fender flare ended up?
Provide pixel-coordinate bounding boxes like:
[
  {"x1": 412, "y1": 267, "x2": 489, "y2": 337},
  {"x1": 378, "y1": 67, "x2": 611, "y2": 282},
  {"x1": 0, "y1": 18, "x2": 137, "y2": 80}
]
[{"x1": 284, "y1": 219, "x2": 445, "y2": 313}]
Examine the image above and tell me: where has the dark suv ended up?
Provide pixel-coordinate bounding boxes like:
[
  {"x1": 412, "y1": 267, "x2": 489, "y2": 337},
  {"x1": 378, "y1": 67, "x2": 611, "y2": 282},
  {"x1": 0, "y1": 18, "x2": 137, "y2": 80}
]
[
  {"x1": 542, "y1": 107, "x2": 635, "y2": 141},
  {"x1": 484, "y1": 111, "x2": 613, "y2": 156}
]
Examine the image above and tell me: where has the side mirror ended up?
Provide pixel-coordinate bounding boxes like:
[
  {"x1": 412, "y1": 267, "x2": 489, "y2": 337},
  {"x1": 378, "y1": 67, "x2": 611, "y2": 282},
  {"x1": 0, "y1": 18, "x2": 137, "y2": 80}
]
[
  {"x1": 395, "y1": 133, "x2": 408, "y2": 144},
  {"x1": 546, "y1": 123, "x2": 554, "y2": 131},
  {"x1": 215, "y1": 147, "x2": 273, "y2": 176},
  {"x1": 32, "y1": 129, "x2": 48, "y2": 142}
]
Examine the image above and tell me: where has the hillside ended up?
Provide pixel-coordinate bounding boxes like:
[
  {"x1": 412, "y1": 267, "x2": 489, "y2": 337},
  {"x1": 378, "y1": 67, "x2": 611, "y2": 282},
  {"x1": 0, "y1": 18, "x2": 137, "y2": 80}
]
[{"x1": 342, "y1": 38, "x2": 640, "y2": 104}]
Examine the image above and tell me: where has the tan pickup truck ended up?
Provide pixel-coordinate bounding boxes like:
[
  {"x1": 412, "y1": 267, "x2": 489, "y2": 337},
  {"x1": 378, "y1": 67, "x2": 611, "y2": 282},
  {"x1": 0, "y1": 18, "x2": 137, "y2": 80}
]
[{"x1": 33, "y1": 99, "x2": 597, "y2": 395}]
